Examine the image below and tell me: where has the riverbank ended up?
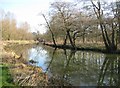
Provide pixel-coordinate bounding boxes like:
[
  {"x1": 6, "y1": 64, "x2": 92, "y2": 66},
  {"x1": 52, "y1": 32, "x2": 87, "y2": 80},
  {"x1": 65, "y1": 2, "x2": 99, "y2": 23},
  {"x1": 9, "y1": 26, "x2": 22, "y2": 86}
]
[
  {"x1": 1, "y1": 41, "x2": 48, "y2": 86},
  {"x1": 1, "y1": 41, "x2": 74, "y2": 87},
  {"x1": 44, "y1": 43, "x2": 120, "y2": 54},
  {"x1": 1, "y1": 40, "x2": 38, "y2": 46},
  {"x1": 0, "y1": 40, "x2": 38, "y2": 52}
]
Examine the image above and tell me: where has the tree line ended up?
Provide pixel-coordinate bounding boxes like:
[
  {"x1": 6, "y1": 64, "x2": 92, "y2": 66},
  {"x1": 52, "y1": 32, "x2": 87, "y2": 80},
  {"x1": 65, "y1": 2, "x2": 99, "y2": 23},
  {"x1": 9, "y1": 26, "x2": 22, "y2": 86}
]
[
  {"x1": 0, "y1": 11, "x2": 33, "y2": 40},
  {"x1": 42, "y1": 0, "x2": 120, "y2": 53}
]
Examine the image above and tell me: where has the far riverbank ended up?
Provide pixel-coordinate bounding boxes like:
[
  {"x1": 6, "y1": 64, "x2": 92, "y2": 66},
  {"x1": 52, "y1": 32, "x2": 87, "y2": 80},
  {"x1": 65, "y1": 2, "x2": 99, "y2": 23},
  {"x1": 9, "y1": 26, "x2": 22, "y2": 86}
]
[{"x1": 1, "y1": 40, "x2": 38, "y2": 46}]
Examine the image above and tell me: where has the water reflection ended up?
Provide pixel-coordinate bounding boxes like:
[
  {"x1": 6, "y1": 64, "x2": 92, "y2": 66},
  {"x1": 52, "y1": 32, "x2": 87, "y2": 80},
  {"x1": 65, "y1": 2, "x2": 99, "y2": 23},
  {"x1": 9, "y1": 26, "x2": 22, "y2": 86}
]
[
  {"x1": 97, "y1": 55, "x2": 120, "y2": 87},
  {"x1": 29, "y1": 46, "x2": 48, "y2": 71},
  {"x1": 45, "y1": 48, "x2": 57, "y2": 73},
  {"x1": 45, "y1": 49, "x2": 120, "y2": 86},
  {"x1": 6, "y1": 44, "x2": 120, "y2": 86},
  {"x1": 47, "y1": 50, "x2": 98, "y2": 86}
]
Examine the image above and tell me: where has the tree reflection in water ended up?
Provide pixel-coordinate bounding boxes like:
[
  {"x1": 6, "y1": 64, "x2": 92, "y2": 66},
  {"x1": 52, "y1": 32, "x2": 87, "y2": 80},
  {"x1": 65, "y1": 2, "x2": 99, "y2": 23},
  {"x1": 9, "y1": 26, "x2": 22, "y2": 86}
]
[
  {"x1": 45, "y1": 48, "x2": 75, "y2": 86},
  {"x1": 45, "y1": 48, "x2": 120, "y2": 87},
  {"x1": 6, "y1": 44, "x2": 120, "y2": 87},
  {"x1": 97, "y1": 55, "x2": 120, "y2": 87}
]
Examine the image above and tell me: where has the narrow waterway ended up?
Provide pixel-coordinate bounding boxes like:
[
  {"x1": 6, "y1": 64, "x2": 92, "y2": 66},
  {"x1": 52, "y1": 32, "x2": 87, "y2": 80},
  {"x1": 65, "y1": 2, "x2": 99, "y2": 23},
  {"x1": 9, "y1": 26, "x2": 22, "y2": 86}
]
[{"x1": 5, "y1": 44, "x2": 120, "y2": 86}]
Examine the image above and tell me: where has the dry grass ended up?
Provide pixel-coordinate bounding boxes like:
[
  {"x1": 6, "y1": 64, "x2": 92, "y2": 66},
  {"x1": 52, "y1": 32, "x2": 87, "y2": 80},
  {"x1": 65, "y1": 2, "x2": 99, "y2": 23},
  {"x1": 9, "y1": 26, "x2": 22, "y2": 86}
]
[
  {"x1": 2, "y1": 40, "x2": 37, "y2": 46},
  {"x1": 1, "y1": 46, "x2": 48, "y2": 86}
]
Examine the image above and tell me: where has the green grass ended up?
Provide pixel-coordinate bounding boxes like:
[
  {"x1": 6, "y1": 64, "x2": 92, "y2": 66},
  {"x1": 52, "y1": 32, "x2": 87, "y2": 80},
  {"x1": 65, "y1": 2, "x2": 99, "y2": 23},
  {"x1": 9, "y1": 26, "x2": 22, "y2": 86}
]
[{"x1": 0, "y1": 64, "x2": 15, "y2": 87}]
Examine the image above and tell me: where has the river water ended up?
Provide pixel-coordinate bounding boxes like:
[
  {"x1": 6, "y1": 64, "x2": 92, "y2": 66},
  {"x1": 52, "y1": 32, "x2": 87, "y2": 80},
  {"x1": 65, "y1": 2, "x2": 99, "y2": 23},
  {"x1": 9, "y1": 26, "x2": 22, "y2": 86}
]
[{"x1": 5, "y1": 44, "x2": 120, "y2": 86}]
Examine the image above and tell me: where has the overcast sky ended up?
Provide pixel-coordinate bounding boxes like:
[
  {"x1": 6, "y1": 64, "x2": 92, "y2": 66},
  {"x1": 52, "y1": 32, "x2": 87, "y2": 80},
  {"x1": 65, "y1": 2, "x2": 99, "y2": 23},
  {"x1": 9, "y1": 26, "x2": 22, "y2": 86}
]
[{"x1": 0, "y1": 0, "x2": 117, "y2": 33}]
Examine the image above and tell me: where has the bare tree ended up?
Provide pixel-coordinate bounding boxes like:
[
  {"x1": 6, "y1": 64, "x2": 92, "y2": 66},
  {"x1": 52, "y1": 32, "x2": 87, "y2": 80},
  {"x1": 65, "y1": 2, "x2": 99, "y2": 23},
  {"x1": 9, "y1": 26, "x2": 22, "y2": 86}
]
[
  {"x1": 91, "y1": 0, "x2": 118, "y2": 52},
  {"x1": 50, "y1": 1, "x2": 76, "y2": 48},
  {"x1": 42, "y1": 14, "x2": 56, "y2": 46}
]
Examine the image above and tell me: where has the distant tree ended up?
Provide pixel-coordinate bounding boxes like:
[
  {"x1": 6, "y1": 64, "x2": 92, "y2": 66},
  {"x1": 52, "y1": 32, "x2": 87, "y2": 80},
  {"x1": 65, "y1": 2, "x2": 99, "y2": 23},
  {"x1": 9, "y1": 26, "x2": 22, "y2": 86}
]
[
  {"x1": 50, "y1": 1, "x2": 77, "y2": 47},
  {"x1": 1, "y1": 12, "x2": 15, "y2": 40},
  {"x1": 1, "y1": 11, "x2": 33, "y2": 40},
  {"x1": 18, "y1": 22, "x2": 30, "y2": 40}
]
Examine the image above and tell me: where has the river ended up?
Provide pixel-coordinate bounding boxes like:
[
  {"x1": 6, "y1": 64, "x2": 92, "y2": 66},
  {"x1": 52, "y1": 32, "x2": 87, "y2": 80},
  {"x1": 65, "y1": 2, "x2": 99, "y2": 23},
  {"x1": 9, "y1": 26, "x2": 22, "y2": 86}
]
[{"x1": 5, "y1": 44, "x2": 120, "y2": 86}]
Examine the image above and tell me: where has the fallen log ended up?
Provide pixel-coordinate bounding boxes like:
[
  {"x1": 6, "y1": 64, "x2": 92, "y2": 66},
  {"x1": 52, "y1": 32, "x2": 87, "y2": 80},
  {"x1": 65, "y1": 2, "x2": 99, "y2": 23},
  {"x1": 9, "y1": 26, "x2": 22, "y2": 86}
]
[{"x1": 44, "y1": 43, "x2": 120, "y2": 54}]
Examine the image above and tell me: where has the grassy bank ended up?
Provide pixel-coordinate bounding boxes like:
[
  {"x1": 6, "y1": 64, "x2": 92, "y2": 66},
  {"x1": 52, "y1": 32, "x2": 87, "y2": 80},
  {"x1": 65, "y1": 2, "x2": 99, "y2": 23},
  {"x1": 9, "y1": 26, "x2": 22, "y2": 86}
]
[
  {"x1": 2, "y1": 40, "x2": 38, "y2": 46},
  {"x1": 1, "y1": 43, "x2": 48, "y2": 86},
  {"x1": 0, "y1": 64, "x2": 15, "y2": 87}
]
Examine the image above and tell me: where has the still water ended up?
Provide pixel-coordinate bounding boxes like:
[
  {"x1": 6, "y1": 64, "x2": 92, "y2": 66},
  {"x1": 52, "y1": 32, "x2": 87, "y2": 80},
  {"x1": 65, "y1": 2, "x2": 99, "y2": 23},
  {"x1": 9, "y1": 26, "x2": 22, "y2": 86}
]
[{"x1": 5, "y1": 44, "x2": 120, "y2": 86}]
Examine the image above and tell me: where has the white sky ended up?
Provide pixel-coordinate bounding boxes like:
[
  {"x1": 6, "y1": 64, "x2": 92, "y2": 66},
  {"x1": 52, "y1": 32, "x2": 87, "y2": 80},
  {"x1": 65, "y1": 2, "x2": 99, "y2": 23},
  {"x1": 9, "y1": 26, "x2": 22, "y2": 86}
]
[
  {"x1": 0, "y1": 0, "x2": 55, "y2": 33},
  {"x1": 0, "y1": 0, "x2": 117, "y2": 33}
]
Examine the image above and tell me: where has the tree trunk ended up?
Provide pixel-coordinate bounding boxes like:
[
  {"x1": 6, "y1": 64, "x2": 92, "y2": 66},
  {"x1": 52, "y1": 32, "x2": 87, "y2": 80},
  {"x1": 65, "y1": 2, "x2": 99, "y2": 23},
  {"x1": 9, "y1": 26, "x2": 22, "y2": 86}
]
[
  {"x1": 91, "y1": 0, "x2": 117, "y2": 52},
  {"x1": 83, "y1": 33, "x2": 85, "y2": 43},
  {"x1": 42, "y1": 14, "x2": 56, "y2": 46},
  {"x1": 63, "y1": 33, "x2": 68, "y2": 46},
  {"x1": 67, "y1": 30, "x2": 75, "y2": 48}
]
